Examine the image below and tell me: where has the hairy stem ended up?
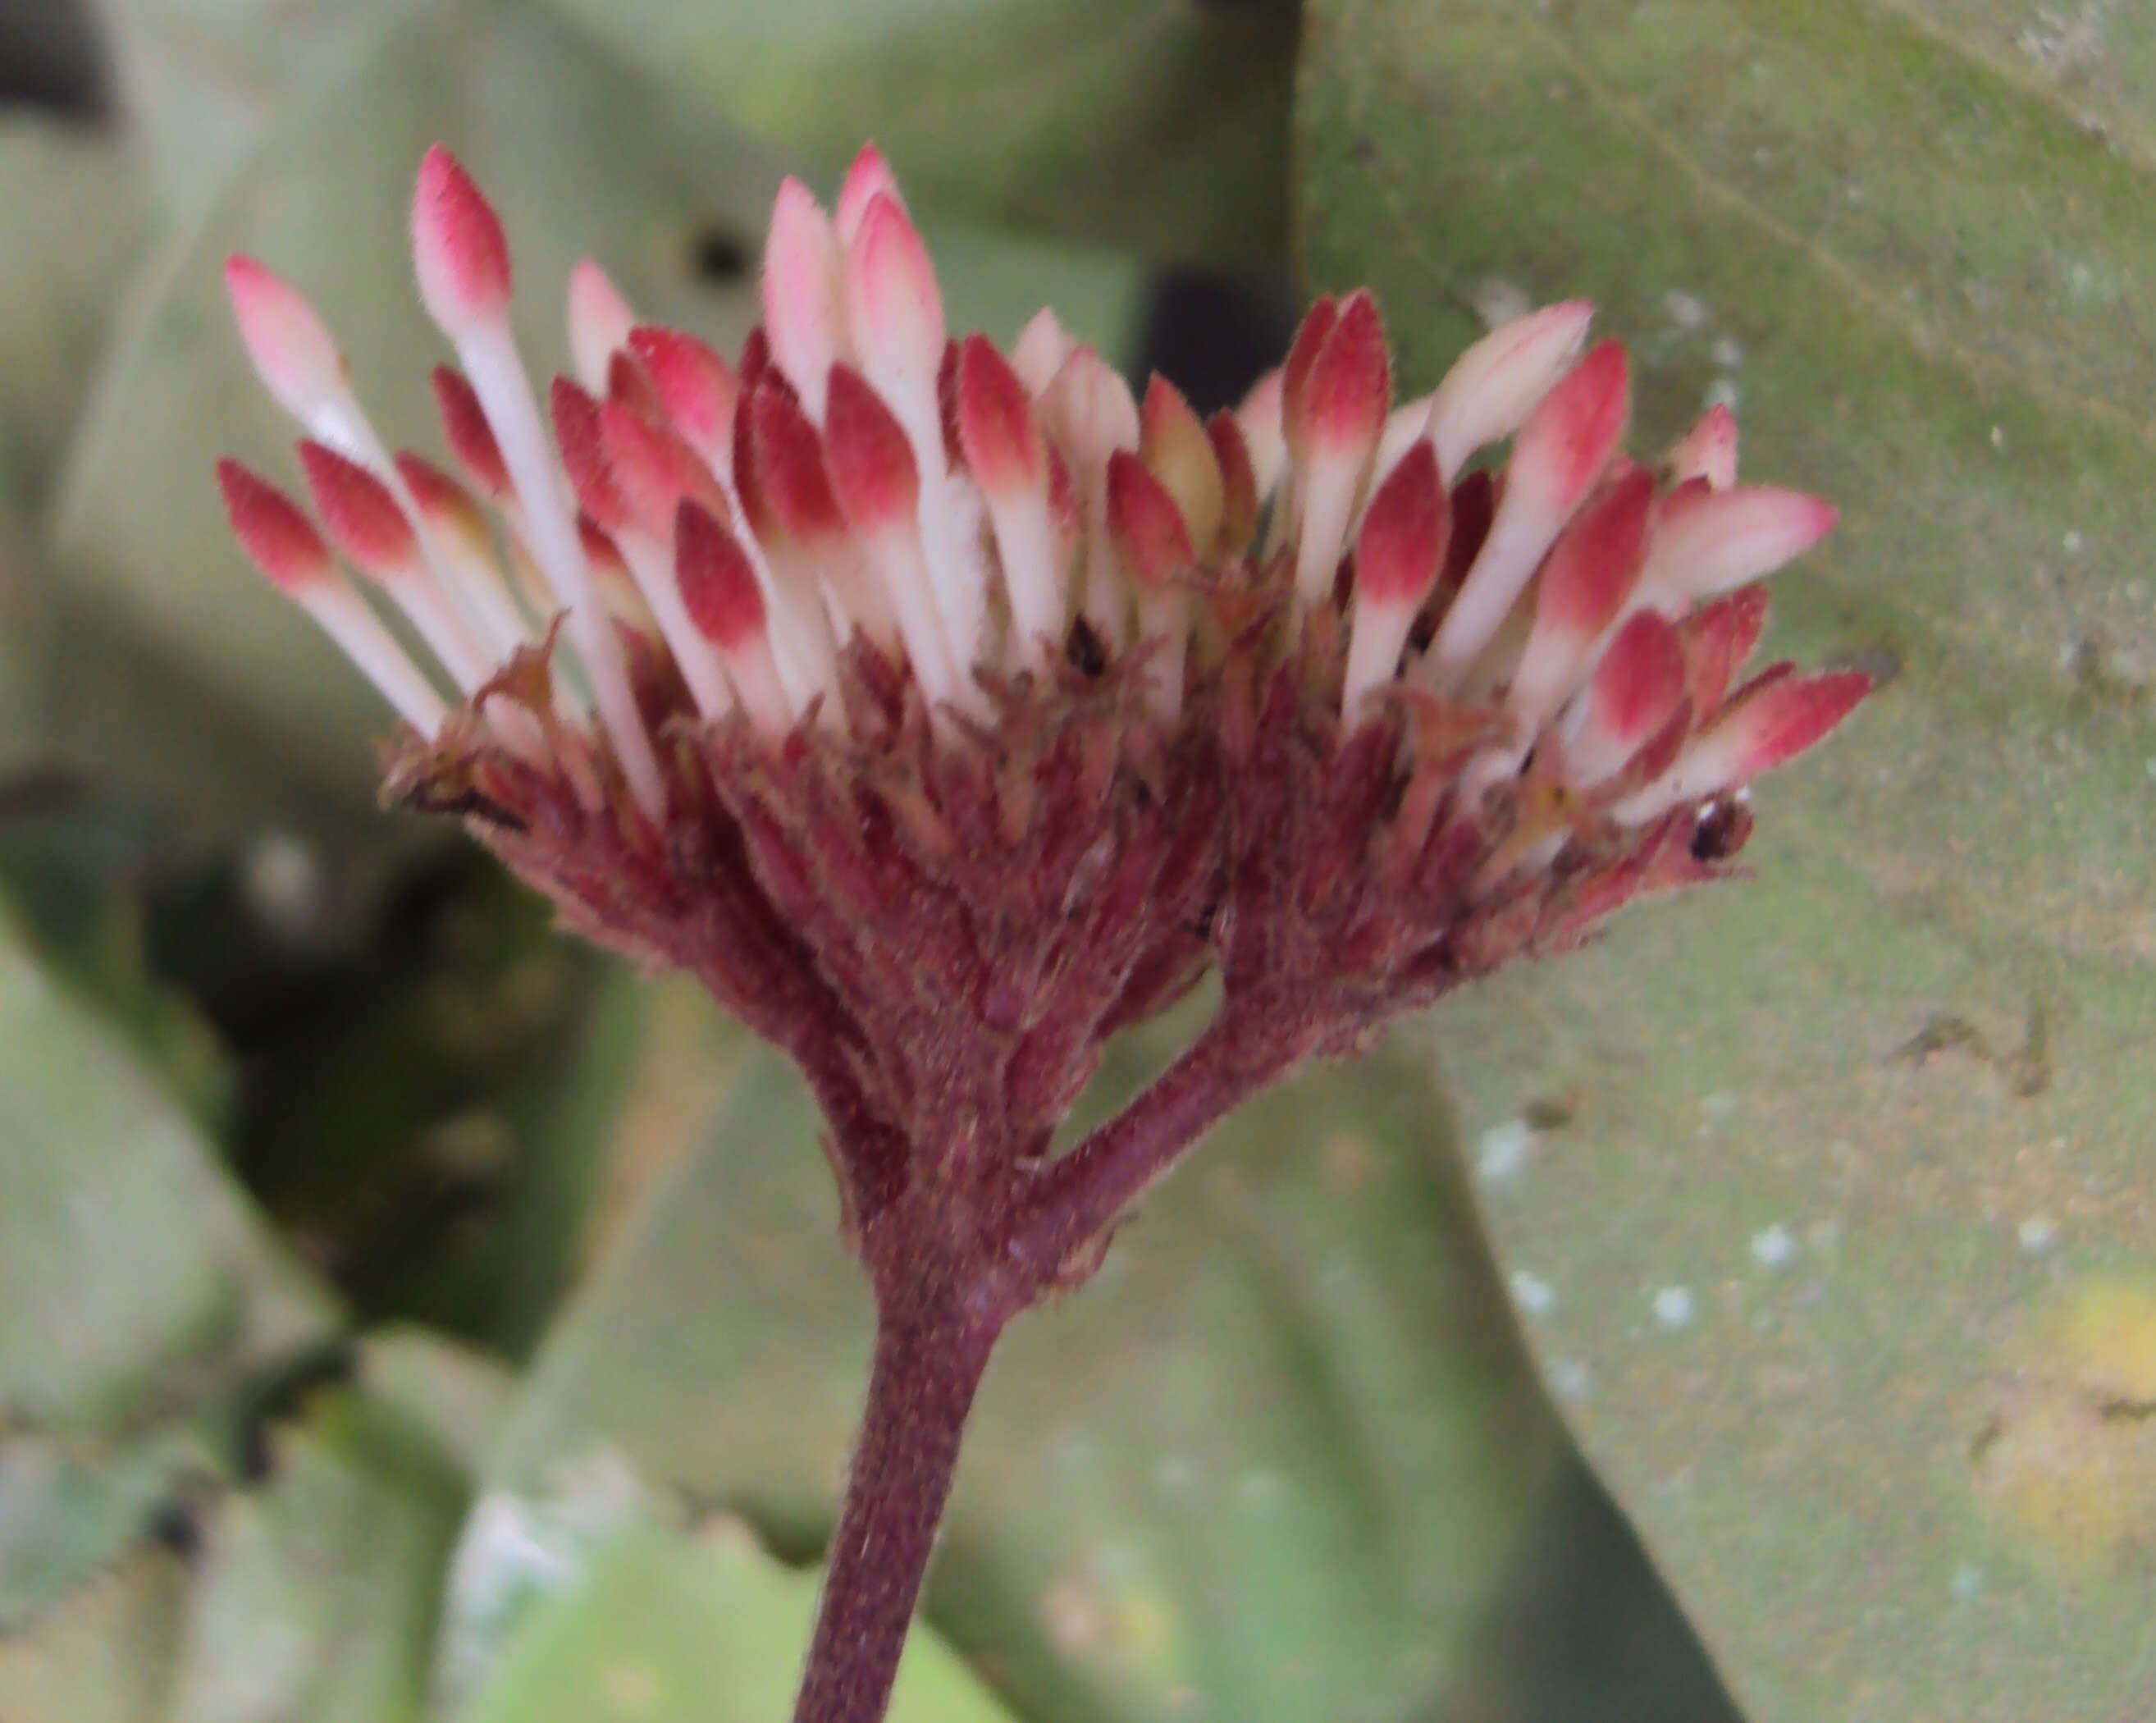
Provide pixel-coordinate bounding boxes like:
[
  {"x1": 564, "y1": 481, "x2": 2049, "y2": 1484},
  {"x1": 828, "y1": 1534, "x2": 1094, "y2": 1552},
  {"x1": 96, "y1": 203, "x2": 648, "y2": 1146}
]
[
  {"x1": 791, "y1": 1283, "x2": 1003, "y2": 1723},
  {"x1": 1012, "y1": 994, "x2": 1307, "y2": 1278}
]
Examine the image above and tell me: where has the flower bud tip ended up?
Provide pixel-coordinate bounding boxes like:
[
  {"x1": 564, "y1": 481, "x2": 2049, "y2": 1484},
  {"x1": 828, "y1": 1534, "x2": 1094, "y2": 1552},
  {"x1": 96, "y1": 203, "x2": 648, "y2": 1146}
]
[
  {"x1": 223, "y1": 255, "x2": 345, "y2": 418},
  {"x1": 299, "y1": 439, "x2": 417, "y2": 575},
  {"x1": 823, "y1": 363, "x2": 921, "y2": 528},
  {"x1": 412, "y1": 145, "x2": 513, "y2": 335},
  {"x1": 217, "y1": 460, "x2": 332, "y2": 592}
]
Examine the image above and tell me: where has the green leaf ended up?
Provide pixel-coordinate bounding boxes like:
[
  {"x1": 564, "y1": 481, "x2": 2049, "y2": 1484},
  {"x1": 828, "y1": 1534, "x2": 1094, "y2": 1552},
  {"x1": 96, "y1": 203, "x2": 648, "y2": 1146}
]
[
  {"x1": 1298, "y1": 3, "x2": 2156, "y2": 1720},
  {"x1": 528, "y1": 0, "x2": 1297, "y2": 267},
  {"x1": 0, "y1": 1427, "x2": 212, "y2": 1631},
  {"x1": 0, "y1": 903, "x2": 336, "y2": 1433},
  {"x1": 166, "y1": 1383, "x2": 471, "y2": 1723},
  {"x1": 456, "y1": 1517, "x2": 1018, "y2": 1723},
  {"x1": 356, "y1": 1327, "x2": 518, "y2": 1483},
  {"x1": 0, "y1": 1548, "x2": 190, "y2": 1723},
  {"x1": 463, "y1": 982, "x2": 1563, "y2": 1723},
  {"x1": 0, "y1": 117, "x2": 152, "y2": 505}
]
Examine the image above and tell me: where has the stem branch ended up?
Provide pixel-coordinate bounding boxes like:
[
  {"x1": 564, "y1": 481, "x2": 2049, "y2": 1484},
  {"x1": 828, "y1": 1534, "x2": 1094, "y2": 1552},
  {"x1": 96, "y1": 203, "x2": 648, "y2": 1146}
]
[{"x1": 1012, "y1": 994, "x2": 1306, "y2": 1275}]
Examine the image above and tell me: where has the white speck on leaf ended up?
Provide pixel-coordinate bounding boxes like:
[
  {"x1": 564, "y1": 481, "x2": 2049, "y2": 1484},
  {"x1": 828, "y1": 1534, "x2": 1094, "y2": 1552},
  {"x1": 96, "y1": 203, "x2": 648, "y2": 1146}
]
[
  {"x1": 1476, "y1": 1117, "x2": 1534, "y2": 1182},
  {"x1": 1662, "y1": 289, "x2": 1708, "y2": 331},
  {"x1": 1750, "y1": 1223, "x2": 1795, "y2": 1268},
  {"x1": 2018, "y1": 1215, "x2": 2058, "y2": 1254},
  {"x1": 1652, "y1": 1286, "x2": 1695, "y2": 1328},
  {"x1": 1510, "y1": 1270, "x2": 1556, "y2": 1314}
]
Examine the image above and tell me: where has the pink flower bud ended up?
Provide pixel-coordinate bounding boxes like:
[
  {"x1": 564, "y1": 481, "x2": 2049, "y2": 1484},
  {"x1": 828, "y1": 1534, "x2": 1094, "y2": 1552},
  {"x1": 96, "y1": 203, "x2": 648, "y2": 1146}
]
[
  {"x1": 1641, "y1": 483, "x2": 1837, "y2": 606},
  {"x1": 1616, "y1": 667, "x2": 1871, "y2": 823},
  {"x1": 762, "y1": 179, "x2": 847, "y2": 414},
  {"x1": 675, "y1": 499, "x2": 766, "y2": 650},
  {"x1": 1342, "y1": 441, "x2": 1449, "y2": 721},
  {"x1": 1426, "y1": 340, "x2": 1630, "y2": 684},
  {"x1": 1354, "y1": 441, "x2": 1447, "y2": 610},
  {"x1": 568, "y1": 258, "x2": 636, "y2": 392},
  {"x1": 1426, "y1": 299, "x2": 1593, "y2": 481},
  {"x1": 835, "y1": 141, "x2": 903, "y2": 243},
  {"x1": 845, "y1": 193, "x2": 944, "y2": 395},
  {"x1": 431, "y1": 367, "x2": 510, "y2": 497},
  {"x1": 956, "y1": 334, "x2": 1044, "y2": 495},
  {"x1": 223, "y1": 256, "x2": 347, "y2": 425},
  {"x1": 217, "y1": 459, "x2": 334, "y2": 592},
  {"x1": 1105, "y1": 451, "x2": 1193, "y2": 592},
  {"x1": 824, "y1": 363, "x2": 921, "y2": 529},
  {"x1": 1507, "y1": 468, "x2": 1655, "y2": 727},
  {"x1": 1675, "y1": 584, "x2": 1771, "y2": 719},
  {"x1": 550, "y1": 377, "x2": 628, "y2": 533},
  {"x1": 1569, "y1": 608, "x2": 1688, "y2": 785},
  {"x1": 300, "y1": 439, "x2": 418, "y2": 577},
  {"x1": 411, "y1": 146, "x2": 512, "y2": 336},
  {"x1": 628, "y1": 325, "x2": 739, "y2": 471}
]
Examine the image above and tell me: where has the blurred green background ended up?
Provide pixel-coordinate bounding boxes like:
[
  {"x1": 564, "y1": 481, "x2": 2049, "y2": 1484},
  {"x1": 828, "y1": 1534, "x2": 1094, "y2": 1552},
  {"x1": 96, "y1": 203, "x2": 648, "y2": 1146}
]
[{"x1": 2, "y1": 2, "x2": 2151, "y2": 1720}]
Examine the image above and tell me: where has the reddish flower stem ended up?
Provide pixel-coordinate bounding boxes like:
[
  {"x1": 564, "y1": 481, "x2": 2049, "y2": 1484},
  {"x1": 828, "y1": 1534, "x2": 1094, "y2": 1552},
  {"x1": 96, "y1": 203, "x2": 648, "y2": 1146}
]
[
  {"x1": 791, "y1": 1282, "x2": 1003, "y2": 1723},
  {"x1": 791, "y1": 994, "x2": 1326, "y2": 1723},
  {"x1": 1010, "y1": 994, "x2": 1312, "y2": 1277}
]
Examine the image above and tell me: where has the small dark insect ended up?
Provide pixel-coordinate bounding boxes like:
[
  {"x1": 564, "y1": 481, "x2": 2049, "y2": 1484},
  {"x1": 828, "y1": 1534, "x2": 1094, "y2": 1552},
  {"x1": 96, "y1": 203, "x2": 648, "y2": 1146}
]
[{"x1": 1689, "y1": 795, "x2": 1753, "y2": 862}]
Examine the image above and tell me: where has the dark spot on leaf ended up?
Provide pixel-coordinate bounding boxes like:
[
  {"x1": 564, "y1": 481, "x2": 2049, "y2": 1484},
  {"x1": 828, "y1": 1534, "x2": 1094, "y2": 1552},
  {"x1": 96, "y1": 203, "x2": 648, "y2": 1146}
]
[
  {"x1": 688, "y1": 223, "x2": 751, "y2": 285},
  {"x1": 1523, "y1": 1089, "x2": 1580, "y2": 1130},
  {"x1": 1893, "y1": 1012, "x2": 1987, "y2": 1066},
  {"x1": 1890, "y1": 1000, "x2": 2049, "y2": 1097},
  {"x1": 1350, "y1": 135, "x2": 1377, "y2": 166},
  {"x1": 2067, "y1": 630, "x2": 2154, "y2": 704},
  {"x1": 2004, "y1": 1000, "x2": 2052, "y2": 1099},
  {"x1": 147, "y1": 1495, "x2": 205, "y2": 1562}
]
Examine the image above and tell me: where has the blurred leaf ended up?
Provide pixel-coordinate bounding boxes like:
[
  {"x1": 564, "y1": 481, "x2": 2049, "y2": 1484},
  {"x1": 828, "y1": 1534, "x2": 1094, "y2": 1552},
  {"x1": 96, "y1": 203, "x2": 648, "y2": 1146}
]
[
  {"x1": 0, "y1": 116, "x2": 151, "y2": 504},
  {"x1": 0, "y1": 510, "x2": 52, "y2": 774},
  {"x1": 459, "y1": 980, "x2": 1563, "y2": 1723},
  {"x1": 0, "y1": 1427, "x2": 211, "y2": 1630},
  {"x1": 95, "y1": 0, "x2": 399, "y2": 219},
  {"x1": 0, "y1": 1547, "x2": 189, "y2": 1723},
  {"x1": 0, "y1": 902, "x2": 336, "y2": 1432},
  {"x1": 166, "y1": 1382, "x2": 469, "y2": 1723},
  {"x1": 1298, "y1": 2, "x2": 2156, "y2": 1720},
  {"x1": 0, "y1": 788, "x2": 233, "y2": 1131},
  {"x1": 530, "y1": 0, "x2": 1296, "y2": 267},
  {"x1": 357, "y1": 1327, "x2": 517, "y2": 1487},
  {"x1": 458, "y1": 1517, "x2": 1018, "y2": 1723}
]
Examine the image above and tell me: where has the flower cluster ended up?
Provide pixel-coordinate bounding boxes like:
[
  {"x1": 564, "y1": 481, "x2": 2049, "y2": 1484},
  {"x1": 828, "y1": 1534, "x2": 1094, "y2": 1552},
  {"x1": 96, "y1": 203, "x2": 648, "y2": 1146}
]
[{"x1": 216, "y1": 144, "x2": 1865, "y2": 1279}]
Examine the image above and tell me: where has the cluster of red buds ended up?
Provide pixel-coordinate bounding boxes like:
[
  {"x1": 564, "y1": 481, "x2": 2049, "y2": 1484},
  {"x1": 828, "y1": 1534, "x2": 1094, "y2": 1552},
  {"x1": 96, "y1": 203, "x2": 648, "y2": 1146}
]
[
  {"x1": 217, "y1": 144, "x2": 1866, "y2": 1292},
  {"x1": 214, "y1": 141, "x2": 1866, "y2": 1723}
]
